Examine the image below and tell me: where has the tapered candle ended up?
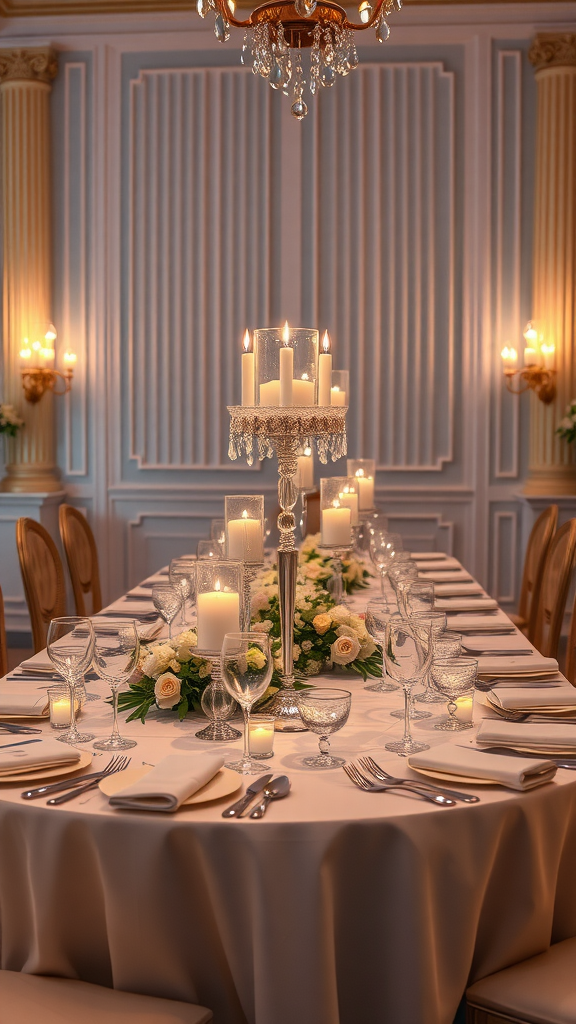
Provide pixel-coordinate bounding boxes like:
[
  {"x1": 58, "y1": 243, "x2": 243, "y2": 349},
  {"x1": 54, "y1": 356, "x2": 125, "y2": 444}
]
[
  {"x1": 280, "y1": 322, "x2": 293, "y2": 406},
  {"x1": 227, "y1": 509, "x2": 264, "y2": 561},
  {"x1": 241, "y1": 329, "x2": 255, "y2": 406},
  {"x1": 318, "y1": 330, "x2": 332, "y2": 406}
]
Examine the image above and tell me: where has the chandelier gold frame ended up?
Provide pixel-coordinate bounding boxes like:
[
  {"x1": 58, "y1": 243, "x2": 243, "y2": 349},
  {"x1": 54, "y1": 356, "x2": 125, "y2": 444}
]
[{"x1": 503, "y1": 366, "x2": 556, "y2": 404}]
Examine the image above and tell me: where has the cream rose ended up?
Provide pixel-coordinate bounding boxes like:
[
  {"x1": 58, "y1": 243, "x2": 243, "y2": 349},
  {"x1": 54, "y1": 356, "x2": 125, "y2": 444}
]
[
  {"x1": 154, "y1": 672, "x2": 182, "y2": 709},
  {"x1": 331, "y1": 634, "x2": 360, "y2": 665},
  {"x1": 313, "y1": 612, "x2": 332, "y2": 635}
]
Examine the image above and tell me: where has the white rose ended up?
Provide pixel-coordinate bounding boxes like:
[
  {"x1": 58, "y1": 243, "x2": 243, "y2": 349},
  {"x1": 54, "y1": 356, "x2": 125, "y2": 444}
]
[
  {"x1": 336, "y1": 624, "x2": 358, "y2": 640},
  {"x1": 154, "y1": 672, "x2": 182, "y2": 709},
  {"x1": 359, "y1": 640, "x2": 377, "y2": 660},
  {"x1": 331, "y1": 634, "x2": 361, "y2": 665},
  {"x1": 251, "y1": 592, "x2": 270, "y2": 613},
  {"x1": 331, "y1": 605, "x2": 351, "y2": 625},
  {"x1": 141, "y1": 644, "x2": 176, "y2": 679}
]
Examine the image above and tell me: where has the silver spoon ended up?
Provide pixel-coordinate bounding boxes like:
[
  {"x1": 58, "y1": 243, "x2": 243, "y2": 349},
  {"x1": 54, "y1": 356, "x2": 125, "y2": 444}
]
[{"x1": 249, "y1": 775, "x2": 290, "y2": 818}]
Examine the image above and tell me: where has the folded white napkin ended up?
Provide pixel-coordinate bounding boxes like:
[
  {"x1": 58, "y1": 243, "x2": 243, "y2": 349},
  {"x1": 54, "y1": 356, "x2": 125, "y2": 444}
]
[
  {"x1": 410, "y1": 552, "x2": 449, "y2": 562},
  {"x1": 125, "y1": 586, "x2": 155, "y2": 600},
  {"x1": 434, "y1": 583, "x2": 484, "y2": 596},
  {"x1": 100, "y1": 600, "x2": 158, "y2": 618},
  {"x1": 136, "y1": 574, "x2": 169, "y2": 589},
  {"x1": 109, "y1": 754, "x2": 224, "y2": 812},
  {"x1": 419, "y1": 570, "x2": 473, "y2": 583},
  {"x1": 415, "y1": 558, "x2": 462, "y2": 570},
  {"x1": 476, "y1": 719, "x2": 576, "y2": 752},
  {"x1": 477, "y1": 654, "x2": 558, "y2": 676},
  {"x1": 463, "y1": 636, "x2": 533, "y2": 653},
  {"x1": 0, "y1": 736, "x2": 80, "y2": 776},
  {"x1": 408, "y1": 742, "x2": 556, "y2": 791},
  {"x1": 0, "y1": 692, "x2": 49, "y2": 717},
  {"x1": 19, "y1": 654, "x2": 54, "y2": 674},
  {"x1": 436, "y1": 597, "x2": 499, "y2": 611},
  {"x1": 487, "y1": 686, "x2": 576, "y2": 712},
  {"x1": 444, "y1": 611, "x2": 513, "y2": 631}
]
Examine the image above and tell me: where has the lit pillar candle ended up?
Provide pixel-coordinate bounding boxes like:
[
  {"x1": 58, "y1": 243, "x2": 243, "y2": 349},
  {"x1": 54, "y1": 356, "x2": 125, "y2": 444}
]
[
  {"x1": 196, "y1": 582, "x2": 240, "y2": 651},
  {"x1": 454, "y1": 694, "x2": 474, "y2": 725},
  {"x1": 51, "y1": 696, "x2": 72, "y2": 726},
  {"x1": 249, "y1": 717, "x2": 275, "y2": 755},
  {"x1": 292, "y1": 374, "x2": 315, "y2": 405},
  {"x1": 321, "y1": 503, "x2": 351, "y2": 546},
  {"x1": 259, "y1": 380, "x2": 281, "y2": 406},
  {"x1": 330, "y1": 386, "x2": 346, "y2": 406},
  {"x1": 280, "y1": 322, "x2": 293, "y2": 407},
  {"x1": 355, "y1": 470, "x2": 375, "y2": 509},
  {"x1": 500, "y1": 346, "x2": 518, "y2": 372},
  {"x1": 241, "y1": 329, "x2": 255, "y2": 406},
  {"x1": 295, "y1": 449, "x2": 314, "y2": 490},
  {"x1": 227, "y1": 509, "x2": 264, "y2": 561},
  {"x1": 338, "y1": 487, "x2": 359, "y2": 526},
  {"x1": 318, "y1": 330, "x2": 332, "y2": 406}
]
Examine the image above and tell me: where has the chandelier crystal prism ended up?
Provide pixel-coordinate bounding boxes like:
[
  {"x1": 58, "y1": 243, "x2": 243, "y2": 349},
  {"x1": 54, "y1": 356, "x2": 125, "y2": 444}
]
[{"x1": 197, "y1": 0, "x2": 402, "y2": 118}]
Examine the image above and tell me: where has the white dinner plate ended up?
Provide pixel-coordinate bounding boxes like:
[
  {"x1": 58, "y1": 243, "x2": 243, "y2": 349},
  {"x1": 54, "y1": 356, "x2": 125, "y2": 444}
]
[
  {"x1": 0, "y1": 750, "x2": 92, "y2": 784},
  {"x1": 99, "y1": 766, "x2": 242, "y2": 805}
]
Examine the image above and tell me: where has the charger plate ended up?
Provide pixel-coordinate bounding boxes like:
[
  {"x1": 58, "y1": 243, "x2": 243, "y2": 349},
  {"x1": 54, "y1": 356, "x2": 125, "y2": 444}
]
[
  {"x1": 100, "y1": 765, "x2": 242, "y2": 805},
  {"x1": 0, "y1": 750, "x2": 92, "y2": 784},
  {"x1": 0, "y1": 711, "x2": 49, "y2": 720}
]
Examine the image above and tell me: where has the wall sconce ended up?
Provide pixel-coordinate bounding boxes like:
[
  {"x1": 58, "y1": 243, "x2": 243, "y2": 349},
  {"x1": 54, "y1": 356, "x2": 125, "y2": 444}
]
[
  {"x1": 500, "y1": 321, "x2": 556, "y2": 404},
  {"x1": 20, "y1": 324, "x2": 76, "y2": 404}
]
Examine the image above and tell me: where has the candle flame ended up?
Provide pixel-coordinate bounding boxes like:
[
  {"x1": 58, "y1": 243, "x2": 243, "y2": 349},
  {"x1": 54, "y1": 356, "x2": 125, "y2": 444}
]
[
  {"x1": 332, "y1": 499, "x2": 341, "y2": 508},
  {"x1": 355, "y1": 468, "x2": 365, "y2": 478},
  {"x1": 242, "y1": 328, "x2": 252, "y2": 353},
  {"x1": 301, "y1": 373, "x2": 309, "y2": 380},
  {"x1": 32, "y1": 340, "x2": 42, "y2": 352},
  {"x1": 332, "y1": 386, "x2": 340, "y2": 393},
  {"x1": 44, "y1": 323, "x2": 57, "y2": 342},
  {"x1": 19, "y1": 346, "x2": 31, "y2": 360},
  {"x1": 304, "y1": 446, "x2": 312, "y2": 457},
  {"x1": 63, "y1": 351, "x2": 77, "y2": 366},
  {"x1": 242, "y1": 509, "x2": 248, "y2": 519},
  {"x1": 523, "y1": 321, "x2": 538, "y2": 344},
  {"x1": 321, "y1": 330, "x2": 331, "y2": 354},
  {"x1": 282, "y1": 321, "x2": 290, "y2": 344},
  {"x1": 501, "y1": 346, "x2": 518, "y2": 360},
  {"x1": 541, "y1": 343, "x2": 555, "y2": 356},
  {"x1": 215, "y1": 579, "x2": 221, "y2": 591}
]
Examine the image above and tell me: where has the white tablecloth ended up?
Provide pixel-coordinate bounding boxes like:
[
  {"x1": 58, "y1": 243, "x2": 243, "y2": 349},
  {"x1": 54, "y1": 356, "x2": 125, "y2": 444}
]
[{"x1": 1, "y1": 571, "x2": 576, "y2": 1024}]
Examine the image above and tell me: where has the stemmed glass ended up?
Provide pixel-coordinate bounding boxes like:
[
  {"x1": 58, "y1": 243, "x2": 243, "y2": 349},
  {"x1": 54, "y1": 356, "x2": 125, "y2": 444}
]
[
  {"x1": 220, "y1": 633, "x2": 273, "y2": 774},
  {"x1": 152, "y1": 584, "x2": 182, "y2": 640},
  {"x1": 397, "y1": 580, "x2": 435, "y2": 617},
  {"x1": 47, "y1": 617, "x2": 95, "y2": 745},
  {"x1": 169, "y1": 558, "x2": 196, "y2": 627},
  {"x1": 297, "y1": 687, "x2": 352, "y2": 769},
  {"x1": 387, "y1": 560, "x2": 419, "y2": 603},
  {"x1": 92, "y1": 620, "x2": 140, "y2": 751},
  {"x1": 431, "y1": 656, "x2": 478, "y2": 731},
  {"x1": 211, "y1": 519, "x2": 226, "y2": 556},
  {"x1": 363, "y1": 600, "x2": 399, "y2": 693},
  {"x1": 409, "y1": 610, "x2": 448, "y2": 705},
  {"x1": 369, "y1": 531, "x2": 403, "y2": 607},
  {"x1": 383, "y1": 619, "x2": 433, "y2": 756}
]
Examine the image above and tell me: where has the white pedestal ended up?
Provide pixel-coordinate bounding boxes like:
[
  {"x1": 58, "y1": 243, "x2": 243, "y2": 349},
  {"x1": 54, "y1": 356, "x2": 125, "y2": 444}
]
[{"x1": 0, "y1": 491, "x2": 66, "y2": 635}]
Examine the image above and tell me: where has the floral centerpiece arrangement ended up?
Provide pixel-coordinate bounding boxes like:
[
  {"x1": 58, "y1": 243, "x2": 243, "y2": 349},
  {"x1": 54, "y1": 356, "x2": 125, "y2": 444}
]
[
  {"x1": 117, "y1": 629, "x2": 213, "y2": 723},
  {"x1": 300, "y1": 533, "x2": 373, "y2": 594},
  {"x1": 557, "y1": 400, "x2": 576, "y2": 445},
  {"x1": 0, "y1": 404, "x2": 24, "y2": 438}
]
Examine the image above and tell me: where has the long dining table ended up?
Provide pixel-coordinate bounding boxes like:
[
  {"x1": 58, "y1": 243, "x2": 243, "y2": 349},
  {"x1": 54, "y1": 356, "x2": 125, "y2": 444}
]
[{"x1": 1, "y1": 554, "x2": 576, "y2": 1024}]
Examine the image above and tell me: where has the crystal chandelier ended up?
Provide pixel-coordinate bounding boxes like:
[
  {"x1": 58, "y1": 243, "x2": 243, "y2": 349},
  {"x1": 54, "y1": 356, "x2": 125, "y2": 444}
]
[{"x1": 197, "y1": 0, "x2": 402, "y2": 118}]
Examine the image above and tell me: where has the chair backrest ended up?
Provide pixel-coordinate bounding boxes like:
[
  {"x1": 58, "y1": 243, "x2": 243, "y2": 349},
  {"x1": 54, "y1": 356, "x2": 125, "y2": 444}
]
[
  {"x1": 16, "y1": 518, "x2": 67, "y2": 653},
  {"x1": 58, "y1": 505, "x2": 102, "y2": 617},
  {"x1": 564, "y1": 593, "x2": 576, "y2": 686},
  {"x1": 517, "y1": 504, "x2": 558, "y2": 639},
  {"x1": 0, "y1": 586, "x2": 7, "y2": 678},
  {"x1": 532, "y1": 518, "x2": 576, "y2": 660}
]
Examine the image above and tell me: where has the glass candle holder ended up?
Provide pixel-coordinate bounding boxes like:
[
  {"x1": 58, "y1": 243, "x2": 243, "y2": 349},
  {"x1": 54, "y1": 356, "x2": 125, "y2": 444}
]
[
  {"x1": 196, "y1": 560, "x2": 241, "y2": 653},
  {"x1": 48, "y1": 684, "x2": 80, "y2": 729},
  {"x1": 330, "y1": 369, "x2": 349, "y2": 407},
  {"x1": 225, "y1": 495, "x2": 265, "y2": 563},
  {"x1": 320, "y1": 477, "x2": 354, "y2": 546},
  {"x1": 248, "y1": 714, "x2": 276, "y2": 758},
  {"x1": 211, "y1": 518, "x2": 226, "y2": 554},
  {"x1": 347, "y1": 459, "x2": 376, "y2": 510},
  {"x1": 294, "y1": 446, "x2": 314, "y2": 491},
  {"x1": 254, "y1": 325, "x2": 319, "y2": 407}
]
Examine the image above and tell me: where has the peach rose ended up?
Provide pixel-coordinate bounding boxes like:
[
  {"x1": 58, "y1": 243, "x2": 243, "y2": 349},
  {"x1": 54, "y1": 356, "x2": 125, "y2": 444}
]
[
  {"x1": 331, "y1": 635, "x2": 360, "y2": 665},
  {"x1": 154, "y1": 672, "x2": 182, "y2": 710}
]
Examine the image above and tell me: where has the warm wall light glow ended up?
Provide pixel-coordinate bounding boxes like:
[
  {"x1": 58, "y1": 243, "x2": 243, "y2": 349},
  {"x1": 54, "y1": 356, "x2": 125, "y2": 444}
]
[
  {"x1": 359, "y1": 0, "x2": 372, "y2": 22},
  {"x1": 242, "y1": 328, "x2": 252, "y2": 353},
  {"x1": 63, "y1": 351, "x2": 77, "y2": 367},
  {"x1": 501, "y1": 346, "x2": 518, "y2": 371},
  {"x1": 44, "y1": 323, "x2": 57, "y2": 342},
  {"x1": 282, "y1": 321, "x2": 290, "y2": 344},
  {"x1": 19, "y1": 346, "x2": 31, "y2": 362},
  {"x1": 321, "y1": 330, "x2": 331, "y2": 353},
  {"x1": 523, "y1": 321, "x2": 538, "y2": 344},
  {"x1": 541, "y1": 344, "x2": 555, "y2": 369}
]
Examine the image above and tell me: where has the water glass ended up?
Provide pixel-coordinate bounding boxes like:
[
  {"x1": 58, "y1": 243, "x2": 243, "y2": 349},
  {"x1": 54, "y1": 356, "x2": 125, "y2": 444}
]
[
  {"x1": 363, "y1": 599, "x2": 399, "y2": 693},
  {"x1": 431, "y1": 657, "x2": 478, "y2": 731},
  {"x1": 398, "y1": 580, "x2": 435, "y2": 617},
  {"x1": 297, "y1": 687, "x2": 352, "y2": 769},
  {"x1": 169, "y1": 557, "x2": 196, "y2": 627},
  {"x1": 369, "y1": 531, "x2": 403, "y2": 607},
  {"x1": 152, "y1": 584, "x2": 182, "y2": 640},
  {"x1": 47, "y1": 617, "x2": 95, "y2": 744},
  {"x1": 93, "y1": 620, "x2": 140, "y2": 750},
  {"x1": 220, "y1": 633, "x2": 273, "y2": 774},
  {"x1": 409, "y1": 610, "x2": 448, "y2": 705},
  {"x1": 383, "y1": 619, "x2": 433, "y2": 756}
]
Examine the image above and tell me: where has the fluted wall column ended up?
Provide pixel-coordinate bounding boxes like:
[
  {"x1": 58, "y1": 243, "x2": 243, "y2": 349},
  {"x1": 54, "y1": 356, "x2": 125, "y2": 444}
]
[
  {"x1": 524, "y1": 34, "x2": 576, "y2": 495},
  {"x1": 0, "y1": 47, "x2": 61, "y2": 493}
]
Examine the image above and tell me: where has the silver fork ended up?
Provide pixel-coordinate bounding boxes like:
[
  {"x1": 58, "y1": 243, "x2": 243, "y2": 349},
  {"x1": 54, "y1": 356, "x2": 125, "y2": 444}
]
[
  {"x1": 343, "y1": 762, "x2": 456, "y2": 806},
  {"x1": 22, "y1": 754, "x2": 128, "y2": 800},
  {"x1": 45, "y1": 756, "x2": 131, "y2": 805},
  {"x1": 359, "y1": 755, "x2": 480, "y2": 804}
]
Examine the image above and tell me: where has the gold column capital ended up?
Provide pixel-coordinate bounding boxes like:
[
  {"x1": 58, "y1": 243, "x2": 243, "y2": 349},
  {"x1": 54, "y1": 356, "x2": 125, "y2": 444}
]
[
  {"x1": 529, "y1": 33, "x2": 576, "y2": 74},
  {"x1": 0, "y1": 46, "x2": 58, "y2": 87}
]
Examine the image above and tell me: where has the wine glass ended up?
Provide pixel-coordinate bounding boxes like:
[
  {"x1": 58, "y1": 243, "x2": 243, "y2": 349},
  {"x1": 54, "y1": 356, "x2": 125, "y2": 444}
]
[
  {"x1": 397, "y1": 580, "x2": 435, "y2": 617},
  {"x1": 363, "y1": 600, "x2": 399, "y2": 693},
  {"x1": 92, "y1": 621, "x2": 139, "y2": 751},
  {"x1": 387, "y1": 561, "x2": 419, "y2": 602},
  {"x1": 197, "y1": 540, "x2": 222, "y2": 560},
  {"x1": 169, "y1": 558, "x2": 196, "y2": 627},
  {"x1": 152, "y1": 584, "x2": 182, "y2": 640},
  {"x1": 430, "y1": 656, "x2": 478, "y2": 731},
  {"x1": 296, "y1": 687, "x2": 352, "y2": 769},
  {"x1": 47, "y1": 617, "x2": 95, "y2": 745},
  {"x1": 211, "y1": 519, "x2": 226, "y2": 556},
  {"x1": 383, "y1": 619, "x2": 433, "y2": 756},
  {"x1": 409, "y1": 610, "x2": 448, "y2": 705},
  {"x1": 220, "y1": 633, "x2": 273, "y2": 774},
  {"x1": 434, "y1": 631, "x2": 462, "y2": 659},
  {"x1": 369, "y1": 531, "x2": 403, "y2": 607}
]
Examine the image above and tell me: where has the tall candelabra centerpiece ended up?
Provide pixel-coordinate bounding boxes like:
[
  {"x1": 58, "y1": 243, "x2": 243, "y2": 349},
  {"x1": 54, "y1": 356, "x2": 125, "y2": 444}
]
[{"x1": 228, "y1": 324, "x2": 347, "y2": 730}]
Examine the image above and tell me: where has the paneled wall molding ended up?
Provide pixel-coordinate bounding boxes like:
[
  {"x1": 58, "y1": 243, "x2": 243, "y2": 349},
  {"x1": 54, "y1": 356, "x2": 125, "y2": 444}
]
[{"x1": 492, "y1": 510, "x2": 518, "y2": 603}]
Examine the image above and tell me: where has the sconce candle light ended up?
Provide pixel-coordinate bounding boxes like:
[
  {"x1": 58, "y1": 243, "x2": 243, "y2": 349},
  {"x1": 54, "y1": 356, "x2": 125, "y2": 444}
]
[
  {"x1": 501, "y1": 321, "x2": 556, "y2": 404},
  {"x1": 20, "y1": 324, "x2": 76, "y2": 403}
]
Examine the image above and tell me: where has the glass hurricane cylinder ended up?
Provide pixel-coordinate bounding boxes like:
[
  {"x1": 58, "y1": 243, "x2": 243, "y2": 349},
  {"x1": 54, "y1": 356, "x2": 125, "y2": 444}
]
[
  {"x1": 320, "y1": 477, "x2": 354, "y2": 547},
  {"x1": 347, "y1": 459, "x2": 376, "y2": 511},
  {"x1": 225, "y1": 495, "x2": 264, "y2": 630},
  {"x1": 254, "y1": 326, "x2": 319, "y2": 407},
  {"x1": 195, "y1": 560, "x2": 241, "y2": 654}
]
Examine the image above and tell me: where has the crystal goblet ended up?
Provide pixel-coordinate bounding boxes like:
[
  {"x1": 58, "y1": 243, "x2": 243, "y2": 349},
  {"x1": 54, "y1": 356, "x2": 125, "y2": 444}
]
[
  {"x1": 363, "y1": 599, "x2": 399, "y2": 693},
  {"x1": 383, "y1": 618, "x2": 433, "y2": 756},
  {"x1": 431, "y1": 656, "x2": 478, "y2": 731},
  {"x1": 297, "y1": 687, "x2": 352, "y2": 769},
  {"x1": 169, "y1": 558, "x2": 196, "y2": 627},
  {"x1": 221, "y1": 633, "x2": 273, "y2": 774},
  {"x1": 47, "y1": 617, "x2": 95, "y2": 745},
  {"x1": 93, "y1": 620, "x2": 139, "y2": 750},
  {"x1": 152, "y1": 584, "x2": 182, "y2": 640}
]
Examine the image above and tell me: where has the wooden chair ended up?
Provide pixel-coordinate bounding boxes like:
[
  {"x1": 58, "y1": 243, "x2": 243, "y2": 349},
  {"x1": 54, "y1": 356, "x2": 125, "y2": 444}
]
[
  {"x1": 531, "y1": 518, "x2": 576, "y2": 661},
  {"x1": 562, "y1": 590, "x2": 576, "y2": 686},
  {"x1": 59, "y1": 504, "x2": 102, "y2": 616},
  {"x1": 0, "y1": 586, "x2": 7, "y2": 678},
  {"x1": 16, "y1": 518, "x2": 66, "y2": 654},
  {"x1": 509, "y1": 505, "x2": 558, "y2": 639},
  {"x1": 466, "y1": 935, "x2": 576, "y2": 1023},
  {"x1": 0, "y1": 971, "x2": 213, "y2": 1024}
]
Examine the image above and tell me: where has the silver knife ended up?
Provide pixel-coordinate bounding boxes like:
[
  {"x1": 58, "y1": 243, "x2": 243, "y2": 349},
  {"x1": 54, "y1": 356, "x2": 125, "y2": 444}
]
[
  {"x1": 221, "y1": 773, "x2": 273, "y2": 818},
  {"x1": 0, "y1": 738, "x2": 42, "y2": 750}
]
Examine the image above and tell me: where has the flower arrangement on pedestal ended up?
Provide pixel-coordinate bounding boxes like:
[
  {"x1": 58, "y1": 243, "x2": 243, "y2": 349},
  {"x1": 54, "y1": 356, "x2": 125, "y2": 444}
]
[
  {"x1": 557, "y1": 400, "x2": 576, "y2": 445},
  {"x1": 299, "y1": 533, "x2": 373, "y2": 593}
]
